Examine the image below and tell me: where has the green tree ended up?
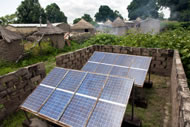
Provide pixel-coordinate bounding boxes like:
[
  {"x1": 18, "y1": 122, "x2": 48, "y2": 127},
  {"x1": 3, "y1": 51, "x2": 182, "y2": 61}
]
[
  {"x1": 73, "y1": 18, "x2": 81, "y2": 24},
  {"x1": 82, "y1": 14, "x2": 93, "y2": 23},
  {"x1": 95, "y1": 5, "x2": 123, "y2": 22},
  {"x1": 0, "y1": 14, "x2": 17, "y2": 25},
  {"x1": 45, "y1": 3, "x2": 67, "y2": 23},
  {"x1": 16, "y1": 0, "x2": 46, "y2": 23},
  {"x1": 73, "y1": 14, "x2": 93, "y2": 24},
  {"x1": 158, "y1": 0, "x2": 190, "y2": 21},
  {"x1": 127, "y1": 0, "x2": 159, "y2": 20}
]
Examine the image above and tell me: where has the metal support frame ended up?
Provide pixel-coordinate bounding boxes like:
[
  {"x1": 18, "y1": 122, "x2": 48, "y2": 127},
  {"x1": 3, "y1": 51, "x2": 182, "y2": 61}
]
[
  {"x1": 131, "y1": 85, "x2": 135, "y2": 121},
  {"x1": 24, "y1": 111, "x2": 31, "y2": 124},
  {"x1": 148, "y1": 65, "x2": 151, "y2": 84}
]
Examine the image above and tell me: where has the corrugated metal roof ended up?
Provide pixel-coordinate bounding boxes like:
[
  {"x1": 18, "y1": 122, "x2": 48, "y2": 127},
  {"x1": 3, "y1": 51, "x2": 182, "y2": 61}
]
[{"x1": 8, "y1": 23, "x2": 64, "y2": 28}]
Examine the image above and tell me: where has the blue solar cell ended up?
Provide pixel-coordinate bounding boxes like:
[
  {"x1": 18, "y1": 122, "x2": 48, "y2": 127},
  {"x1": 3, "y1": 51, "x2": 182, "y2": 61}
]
[
  {"x1": 95, "y1": 64, "x2": 112, "y2": 74},
  {"x1": 127, "y1": 68, "x2": 147, "y2": 86},
  {"x1": 87, "y1": 101, "x2": 126, "y2": 127},
  {"x1": 100, "y1": 76, "x2": 133, "y2": 104},
  {"x1": 58, "y1": 70, "x2": 86, "y2": 92},
  {"x1": 101, "y1": 53, "x2": 118, "y2": 64},
  {"x1": 82, "y1": 62, "x2": 98, "y2": 72},
  {"x1": 77, "y1": 73, "x2": 107, "y2": 97},
  {"x1": 21, "y1": 86, "x2": 53, "y2": 112},
  {"x1": 110, "y1": 66, "x2": 129, "y2": 77},
  {"x1": 114, "y1": 55, "x2": 134, "y2": 67},
  {"x1": 39, "y1": 90, "x2": 73, "y2": 120},
  {"x1": 89, "y1": 52, "x2": 105, "y2": 62},
  {"x1": 59, "y1": 95, "x2": 96, "y2": 127},
  {"x1": 131, "y1": 56, "x2": 152, "y2": 70},
  {"x1": 41, "y1": 68, "x2": 68, "y2": 87}
]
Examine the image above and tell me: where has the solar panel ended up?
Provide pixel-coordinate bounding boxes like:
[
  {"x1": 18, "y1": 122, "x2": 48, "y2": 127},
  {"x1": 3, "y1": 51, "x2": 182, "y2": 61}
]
[
  {"x1": 83, "y1": 51, "x2": 152, "y2": 87},
  {"x1": 110, "y1": 66, "x2": 129, "y2": 77},
  {"x1": 21, "y1": 85, "x2": 53, "y2": 112},
  {"x1": 82, "y1": 62, "x2": 98, "y2": 72},
  {"x1": 57, "y1": 70, "x2": 86, "y2": 92},
  {"x1": 95, "y1": 64, "x2": 112, "y2": 74},
  {"x1": 21, "y1": 67, "x2": 135, "y2": 127},
  {"x1": 100, "y1": 76, "x2": 133, "y2": 104},
  {"x1": 41, "y1": 67, "x2": 68, "y2": 87},
  {"x1": 101, "y1": 53, "x2": 118, "y2": 64},
  {"x1": 59, "y1": 95, "x2": 96, "y2": 127},
  {"x1": 39, "y1": 90, "x2": 73, "y2": 120},
  {"x1": 87, "y1": 101, "x2": 126, "y2": 127},
  {"x1": 88, "y1": 52, "x2": 105, "y2": 62},
  {"x1": 127, "y1": 68, "x2": 147, "y2": 87},
  {"x1": 77, "y1": 73, "x2": 107, "y2": 97},
  {"x1": 114, "y1": 55, "x2": 134, "y2": 67},
  {"x1": 131, "y1": 56, "x2": 152, "y2": 70}
]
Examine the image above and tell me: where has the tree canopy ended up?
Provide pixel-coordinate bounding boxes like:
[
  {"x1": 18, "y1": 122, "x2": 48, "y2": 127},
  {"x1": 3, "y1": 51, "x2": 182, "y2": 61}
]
[
  {"x1": 16, "y1": 0, "x2": 46, "y2": 23},
  {"x1": 73, "y1": 18, "x2": 81, "y2": 24},
  {"x1": 127, "y1": 0, "x2": 159, "y2": 20},
  {"x1": 0, "y1": 14, "x2": 17, "y2": 25},
  {"x1": 158, "y1": 0, "x2": 190, "y2": 21},
  {"x1": 95, "y1": 5, "x2": 123, "y2": 22},
  {"x1": 45, "y1": 3, "x2": 67, "y2": 23},
  {"x1": 73, "y1": 14, "x2": 93, "y2": 24}
]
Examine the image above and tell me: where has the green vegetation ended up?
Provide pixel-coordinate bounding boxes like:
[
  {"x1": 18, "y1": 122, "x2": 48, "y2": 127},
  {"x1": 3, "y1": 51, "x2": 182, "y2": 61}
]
[
  {"x1": 73, "y1": 14, "x2": 93, "y2": 24},
  {"x1": 127, "y1": 0, "x2": 159, "y2": 20},
  {"x1": 95, "y1": 5, "x2": 123, "y2": 22}
]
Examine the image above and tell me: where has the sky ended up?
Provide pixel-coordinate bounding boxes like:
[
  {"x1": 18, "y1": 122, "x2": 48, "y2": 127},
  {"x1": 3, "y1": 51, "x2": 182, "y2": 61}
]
[{"x1": 0, "y1": 0, "x2": 170, "y2": 23}]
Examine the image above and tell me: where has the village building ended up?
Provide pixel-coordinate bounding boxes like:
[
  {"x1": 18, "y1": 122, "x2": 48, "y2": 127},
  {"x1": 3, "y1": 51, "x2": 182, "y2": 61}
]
[
  {"x1": 33, "y1": 24, "x2": 66, "y2": 49},
  {"x1": 71, "y1": 19, "x2": 95, "y2": 34},
  {"x1": 112, "y1": 17, "x2": 128, "y2": 36},
  {"x1": 0, "y1": 26, "x2": 24, "y2": 61}
]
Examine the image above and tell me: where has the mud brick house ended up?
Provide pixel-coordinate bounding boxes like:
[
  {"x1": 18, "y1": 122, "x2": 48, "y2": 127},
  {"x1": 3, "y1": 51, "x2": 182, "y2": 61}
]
[
  {"x1": 33, "y1": 24, "x2": 66, "y2": 49},
  {"x1": 0, "y1": 26, "x2": 24, "y2": 61}
]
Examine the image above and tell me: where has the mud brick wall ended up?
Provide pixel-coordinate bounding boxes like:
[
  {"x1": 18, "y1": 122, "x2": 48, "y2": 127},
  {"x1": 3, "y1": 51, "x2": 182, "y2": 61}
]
[
  {"x1": 0, "y1": 62, "x2": 46, "y2": 121},
  {"x1": 56, "y1": 45, "x2": 95, "y2": 70},
  {"x1": 171, "y1": 50, "x2": 190, "y2": 127},
  {"x1": 56, "y1": 45, "x2": 174, "y2": 76}
]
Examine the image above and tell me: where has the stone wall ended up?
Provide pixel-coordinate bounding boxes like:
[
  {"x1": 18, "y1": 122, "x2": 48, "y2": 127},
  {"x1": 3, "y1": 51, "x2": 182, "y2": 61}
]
[
  {"x1": 171, "y1": 50, "x2": 190, "y2": 127},
  {"x1": 0, "y1": 62, "x2": 46, "y2": 121},
  {"x1": 56, "y1": 45, "x2": 174, "y2": 76}
]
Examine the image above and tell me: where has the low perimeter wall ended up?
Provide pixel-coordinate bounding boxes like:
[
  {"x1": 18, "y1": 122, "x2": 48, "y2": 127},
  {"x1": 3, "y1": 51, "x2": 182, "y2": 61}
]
[
  {"x1": 0, "y1": 62, "x2": 46, "y2": 121},
  {"x1": 171, "y1": 50, "x2": 190, "y2": 127}
]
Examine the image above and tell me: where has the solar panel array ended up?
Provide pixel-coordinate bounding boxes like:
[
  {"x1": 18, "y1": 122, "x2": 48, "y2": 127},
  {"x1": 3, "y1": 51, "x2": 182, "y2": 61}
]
[
  {"x1": 82, "y1": 51, "x2": 152, "y2": 87},
  {"x1": 21, "y1": 67, "x2": 134, "y2": 127}
]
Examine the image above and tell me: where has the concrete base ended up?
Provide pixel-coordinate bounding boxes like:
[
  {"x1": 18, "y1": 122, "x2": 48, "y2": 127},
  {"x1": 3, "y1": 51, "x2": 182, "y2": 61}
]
[
  {"x1": 143, "y1": 81, "x2": 153, "y2": 88},
  {"x1": 122, "y1": 115, "x2": 142, "y2": 127}
]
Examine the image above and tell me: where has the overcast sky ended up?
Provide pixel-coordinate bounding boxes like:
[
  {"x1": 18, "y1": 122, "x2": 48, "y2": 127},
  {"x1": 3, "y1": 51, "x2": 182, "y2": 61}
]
[{"x1": 0, "y1": 0, "x2": 170, "y2": 23}]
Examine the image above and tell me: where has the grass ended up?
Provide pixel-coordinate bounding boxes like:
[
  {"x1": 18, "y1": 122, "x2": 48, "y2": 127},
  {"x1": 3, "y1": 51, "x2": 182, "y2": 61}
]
[
  {"x1": 1, "y1": 111, "x2": 27, "y2": 127},
  {"x1": 126, "y1": 75, "x2": 171, "y2": 127}
]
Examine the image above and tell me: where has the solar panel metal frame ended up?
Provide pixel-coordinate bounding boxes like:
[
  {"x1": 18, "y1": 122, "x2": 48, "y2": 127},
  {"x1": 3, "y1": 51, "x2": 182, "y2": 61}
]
[{"x1": 20, "y1": 67, "x2": 135, "y2": 127}]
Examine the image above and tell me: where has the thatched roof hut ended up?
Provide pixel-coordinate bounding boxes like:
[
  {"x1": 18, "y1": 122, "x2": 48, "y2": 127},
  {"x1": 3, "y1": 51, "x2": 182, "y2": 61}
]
[
  {"x1": 71, "y1": 19, "x2": 95, "y2": 34},
  {"x1": 112, "y1": 17, "x2": 126, "y2": 27},
  {"x1": 0, "y1": 25, "x2": 22, "y2": 43},
  {"x1": 0, "y1": 26, "x2": 24, "y2": 61},
  {"x1": 104, "y1": 20, "x2": 112, "y2": 26}
]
